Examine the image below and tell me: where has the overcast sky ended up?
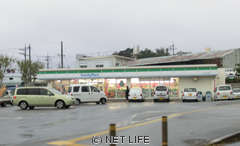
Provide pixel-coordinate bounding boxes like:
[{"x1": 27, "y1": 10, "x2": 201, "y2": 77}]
[{"x1": 1, "y1": 0, "x2": 240, "y2": 66}]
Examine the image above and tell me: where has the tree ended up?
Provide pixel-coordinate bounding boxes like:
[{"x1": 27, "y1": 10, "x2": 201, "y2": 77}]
[
  {"x1": 155, "y1": 48, "x2": 170, "y2": 57},
  {"x1": 137, "y1": 48, "x2": 157, "y2": 59},
  {"x1": 18, "y1": 60, "x2": 44, "y2": 86},
  {"x1": 0, "y1": 56, "x2": 14, "y2": 86},
  {"x1": 113, "y1": 48, "x2": 134, "y2": 58}
]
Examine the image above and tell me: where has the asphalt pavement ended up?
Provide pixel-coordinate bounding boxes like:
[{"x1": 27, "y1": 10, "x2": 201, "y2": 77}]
[{"x1": 1, "y1": 100, "x2": 240, "y2": 146}]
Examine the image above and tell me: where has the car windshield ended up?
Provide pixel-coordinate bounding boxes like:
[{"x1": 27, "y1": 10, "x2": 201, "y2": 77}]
[
  {"x1": 219, "y1": 86, "x2": 231, "y2": 91},
  {"x1": 49, "y1": 88, "x2": 62, "y2": 95},
  {"x1": 233, "y1": 89, "x2": 240, "y2": 93},
  {"x1": 156, "y1": 86, "x2": 167, "y2": 91},
  {"x1": 184, "y1": 88, "x2": 197, "y2": 92},
  {"x1": 130, "y1": 88, "x2": 141, "y2": 93}
]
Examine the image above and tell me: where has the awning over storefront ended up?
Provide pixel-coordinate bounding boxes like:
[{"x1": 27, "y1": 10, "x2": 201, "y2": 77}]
[{"x1": 37, "y1": 64, "x2": 218, "y2": 80}]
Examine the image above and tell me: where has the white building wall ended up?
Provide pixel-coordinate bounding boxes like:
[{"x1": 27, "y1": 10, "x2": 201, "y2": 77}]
[
  {"x1": 79, "y1": 58, "x2": 114, "y2": 68},
  {"x1": 179, "y1": 76, "x2": 215, "y2": 98},
  {"x1": 78, "y1": 56, "x2": 131, "y2": 68}
]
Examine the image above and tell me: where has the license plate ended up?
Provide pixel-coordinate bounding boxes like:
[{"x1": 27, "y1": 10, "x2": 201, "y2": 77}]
[
  {"x1": 189, "y1": 94, "x2": 192, "y2": 96},
  {"x1": 133, "y1": 97, "x2": 137, "y2": 99},
  {"x1": 159, "y1": 97, "x2": 164, "y2": 100},
  {"x1": 224, "y1": 96, "x2": 227, "y2": 98}
]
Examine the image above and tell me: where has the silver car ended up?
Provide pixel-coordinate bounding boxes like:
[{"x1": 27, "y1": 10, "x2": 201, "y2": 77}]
[
  {"x1": 182, "y1": 88, "x2": 198, "y2": 102},
  {"x1": 214, "y1": 85, "x2": 233, "y2": 100},
  {"x1": 233, "y1": 88, "x2": 240, "y2": 99}
]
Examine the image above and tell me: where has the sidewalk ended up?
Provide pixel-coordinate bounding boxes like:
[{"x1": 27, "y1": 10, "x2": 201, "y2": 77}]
[{"x1": 107, "y1": 96, "x2": 181, "y2": 102}]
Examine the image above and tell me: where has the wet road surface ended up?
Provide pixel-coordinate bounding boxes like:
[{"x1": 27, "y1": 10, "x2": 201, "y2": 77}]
[{"x1": 1, "y1": 100, "x2": 240, "y2": 146}]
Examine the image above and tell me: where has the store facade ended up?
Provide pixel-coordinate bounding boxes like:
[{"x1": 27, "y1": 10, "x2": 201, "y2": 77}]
[{"x1": 37, "y1": 64, "x2": 220, "y2": 98}]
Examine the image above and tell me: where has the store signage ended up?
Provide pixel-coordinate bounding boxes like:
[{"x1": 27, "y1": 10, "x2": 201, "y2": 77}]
[
  {"x1": 80, "y1": 73, "x2": 100, "y2": 78},
  {"x1": 119, "y1": 80, "x2": 124, "y2": 87}
]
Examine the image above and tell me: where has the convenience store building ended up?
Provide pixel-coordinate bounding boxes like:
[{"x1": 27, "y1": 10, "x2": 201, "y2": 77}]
[{"x1": 37, "y1": 64, "x2": 224, "y2": 98}]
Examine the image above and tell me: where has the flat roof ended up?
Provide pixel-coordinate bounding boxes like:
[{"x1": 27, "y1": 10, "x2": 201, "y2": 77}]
[{"x1": 40, "y1": 64, "x2": 217, "y2": 72}]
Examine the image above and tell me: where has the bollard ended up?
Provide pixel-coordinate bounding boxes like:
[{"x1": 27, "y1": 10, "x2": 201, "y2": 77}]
[
  {"x1": 162, "y1": 116, "x2": 168, "y2": 146},
  {"x1": 109, "y1": 123, "x2": 116, "y2": 146}
]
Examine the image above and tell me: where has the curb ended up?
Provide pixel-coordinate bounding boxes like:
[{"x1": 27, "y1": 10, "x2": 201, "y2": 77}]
[
  {"x1": 107, "y1": 98, "x2": 181, "y2": 102},
  {"x1": 208, "y1": 130, "x2": 240, "y2": 145}
]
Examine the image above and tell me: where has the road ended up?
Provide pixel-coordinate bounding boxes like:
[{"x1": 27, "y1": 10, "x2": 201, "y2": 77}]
[{"x1": 1, "y1": 100, "x2": 240, "y2": 146}]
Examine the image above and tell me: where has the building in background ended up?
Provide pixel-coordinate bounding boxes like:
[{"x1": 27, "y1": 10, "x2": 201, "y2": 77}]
[
  {"x1": 76, "y1": 55, "x2": 133, "y2": 68},
  {"x1": 129, "y1": 48, "x2": 240, "y2": 69}
]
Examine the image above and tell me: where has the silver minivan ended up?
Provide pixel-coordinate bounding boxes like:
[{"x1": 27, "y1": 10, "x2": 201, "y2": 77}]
[{"x1": 68, "y1": 84, "x2": 107, "y2": 105}]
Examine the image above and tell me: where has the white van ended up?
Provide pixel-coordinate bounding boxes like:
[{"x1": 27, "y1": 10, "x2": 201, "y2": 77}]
[
  {"x1": 153, "y1": 86, "x2": 169, "y2": 102},
  {"x1": 68, "y1": 84, "x2": 107, "y2": 104},
  {"x1": 128, "y1": 88, "x2": 144, "y2": 102},
  {"x1": 214, "y1": 85, "x2": 233, "y2": 100}
]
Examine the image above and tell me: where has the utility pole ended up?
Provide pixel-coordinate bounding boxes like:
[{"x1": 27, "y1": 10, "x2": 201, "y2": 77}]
[
  {"x1": 28, "y1": 44, "x2": 31, "y2": 63},
  {"x1": 46, "y1": 55, "x2": 50, "y2": 69},
  {"x1": 36, "y1": 55, "x2": 54, "y2": 69},
  {"x1": 61, "y1": 41, "x2": 63, "y2": 68},
  {"x1": 169, "y1": 42, "x2": 177, "y2": 56},
  {"x1": 18, "y1": 44, "x2": 27, "y2": 62}
]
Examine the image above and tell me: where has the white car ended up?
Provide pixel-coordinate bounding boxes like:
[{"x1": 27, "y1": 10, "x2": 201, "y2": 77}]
[
  {"x1": 214, "y1": 85, "x2": 233, "y2": 100},
  {"x1": 68, "y1": 84, "x2": 107, "y2": 104},
  {"x1": 182, "y1": 88, "x2": 198, "y2": 102},
  {"x1": 153, "y1": 86, "x2": 169, "y2": 102},
  {"x1": 233, "y1": 88, "x2": 240, "y2": 99},
  {"x1": 128, "y1": 88, "x2": 144, "y2": 102}
]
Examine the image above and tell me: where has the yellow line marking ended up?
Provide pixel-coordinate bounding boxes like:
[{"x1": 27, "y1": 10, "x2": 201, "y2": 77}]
[{"x1": 47, "y1": 106, "x2": 216, "y2": 146}]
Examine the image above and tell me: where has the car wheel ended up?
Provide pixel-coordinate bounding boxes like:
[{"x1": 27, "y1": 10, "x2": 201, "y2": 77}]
[
  {"x1": 55, "y1": 100, "x2": 65, "y2": 109},
  {"x1": 100, "y1": 98, "x2": 107, "y2": 104},
  {"x1": 75, "y1": 99, "x2": 81, "y2": 105},
  {"x1": 19, "y1": 101, "x2": 28, "y2": 110},
  {"x1": 29, "y1": 106, "x2": 35, "y2": 110},
  {"x1": 182, "y1": 99, "x2": 185, "y2": 102}
]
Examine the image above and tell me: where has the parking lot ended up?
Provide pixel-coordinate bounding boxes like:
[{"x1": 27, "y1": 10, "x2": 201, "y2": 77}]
[{"x1": 1, "y1": 100, "x2": 240, "y2": 146}]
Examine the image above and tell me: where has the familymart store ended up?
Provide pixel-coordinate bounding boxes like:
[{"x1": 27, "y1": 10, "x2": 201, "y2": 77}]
[{"x1": 37, "y1": 64, "x2": 222, "y2": 98}]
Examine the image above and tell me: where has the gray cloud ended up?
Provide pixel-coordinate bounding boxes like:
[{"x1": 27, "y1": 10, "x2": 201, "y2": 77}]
[{"x1": 1, "y1": 0, "x2": 240, "y2": 61}]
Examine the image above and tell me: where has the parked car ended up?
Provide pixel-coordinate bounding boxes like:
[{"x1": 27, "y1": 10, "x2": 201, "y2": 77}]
[
  {"x1": 214, "y1": 85, "x2": 233, "y2": 101},
  {"x1": 68, "y1": 84, "x2": 107, "y2": 104},
  {"x1": 0, "y1": 94, "x2": 11, "y2": 107},
  {"x1": 182, "y1": 88, "x2": 198, "y2": 102},
  {"x1": 205, "y1": 91, "x2": 212, "y2": 101},
  {"x1": 153, "y1": 86, "x2": 169, "y2": 102},
  {"x1": 13, "y1": 87, "x2": 75, "y2": 110},
  {"x1": 233, "y1": 88, "x2": 240, "y2": 99},
  {"x1": 128, "y1": 87, "x2": 144, "y2": 102}
]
